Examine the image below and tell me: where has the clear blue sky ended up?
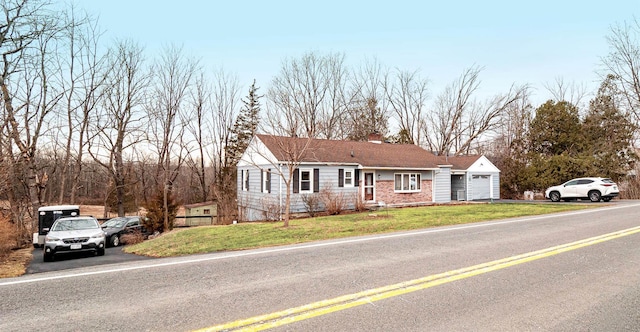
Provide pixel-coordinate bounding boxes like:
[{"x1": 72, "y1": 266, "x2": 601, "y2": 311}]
[{"x1": 74, "y1": 0, "x2": 638, "y2": 106}]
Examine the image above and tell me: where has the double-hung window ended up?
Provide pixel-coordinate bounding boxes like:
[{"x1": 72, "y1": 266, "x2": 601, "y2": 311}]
[
  {"x1": 394, "y1": 173, "x2": 421, "y2": 192},
  {"x1": 339, "y1": 168, "x2": 355, "y2": 188},
  {"x1": 299, "y1": 169, "x2": 312, "y2": 193},
  {"x1": 344, "y1": 169, "x2": 354, "y2": 187},
  {"x1": 261, "y1": 169, "x2": 271, "y2": 193}
]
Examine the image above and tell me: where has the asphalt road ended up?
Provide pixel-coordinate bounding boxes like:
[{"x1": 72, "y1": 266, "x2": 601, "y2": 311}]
[{"x1": 2, "y1": 201, "x2": 640, "y2": 331}]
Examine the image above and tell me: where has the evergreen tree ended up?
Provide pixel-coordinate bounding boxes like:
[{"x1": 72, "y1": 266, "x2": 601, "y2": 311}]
[
  {"x1": 143, "y1": 189, "x2": 179, "y2": 233},
  {"x1": 583, "y1": 75, "x2": 637, "y2": 181},
  {"x1": 346, "y1": 97, "x2": 389, "y2": 141},
  {"x1": 389, "y1": 128, "x2": 415, "y2": 144},
  {"x1": 529, "y1": 100, "x2": 583, "y2": 157},
  {"x1": 226, "y1": 80, "x2": 262, "y2": 166},
  {"x1": 217, "y1": 80, "x2": 261, "y2": 224},
  {"x1": 526, "y1": 100, "x2": 589, "y2": 190}
]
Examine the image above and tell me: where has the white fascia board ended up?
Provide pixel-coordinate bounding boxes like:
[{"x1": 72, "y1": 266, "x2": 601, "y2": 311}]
[
  {"x1": 297, "y1": 162, "x2": 361, "y2": 167},
  {"x1": 364, "y1": 167, "x2": 438, "y2": 171},
  {"x1": 467, "y1": 155, "x2": 500, "y2": 173}
]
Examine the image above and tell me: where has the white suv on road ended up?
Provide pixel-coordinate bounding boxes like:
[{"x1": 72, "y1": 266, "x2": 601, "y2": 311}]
[{"x1": 545, "y1": 177, "x2": 619, "y2": 202}]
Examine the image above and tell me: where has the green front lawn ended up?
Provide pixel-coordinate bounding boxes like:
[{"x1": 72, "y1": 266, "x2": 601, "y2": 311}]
[{"x1": 124, "y1": 203, "x2": 595, "y2": 257}]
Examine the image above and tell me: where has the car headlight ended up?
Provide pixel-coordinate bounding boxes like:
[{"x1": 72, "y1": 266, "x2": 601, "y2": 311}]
[
  {"x1": 45, "y1": 236, "x2": 60, "y2": 242},
  {"x1": 91, "y1": 232, "x2": 105, "y2": 239}
]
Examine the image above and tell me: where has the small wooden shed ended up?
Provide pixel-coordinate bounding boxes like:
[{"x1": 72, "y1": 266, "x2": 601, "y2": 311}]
[{"x1": 183, "y1": 201, "x2": 217, "y2": 226}]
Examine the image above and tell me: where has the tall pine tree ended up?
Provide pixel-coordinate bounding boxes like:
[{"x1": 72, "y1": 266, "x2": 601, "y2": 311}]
[
  {"x1": 583, "y1": 75, "x2": 637, "y2": 181},
  {"x1": 216, "y1": 80, "x2": 262, "y2": 223},
  {"x1": 346, "y1": 97, "x2": 389, "y2": 141},
  {"x1": 226, "y1": 80, "x2": 262, "y2": 165}
]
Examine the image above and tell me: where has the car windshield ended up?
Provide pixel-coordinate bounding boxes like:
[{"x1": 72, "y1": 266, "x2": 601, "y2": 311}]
[
  {"x1": 103, "y1": 217, "x2": 128, "y2": 228},
  {"x1": 52, "y1": 218, "x2": 98, "y2": 231}
]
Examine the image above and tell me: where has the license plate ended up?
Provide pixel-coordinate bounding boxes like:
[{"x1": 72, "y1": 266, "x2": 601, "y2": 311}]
[{"x1": 70, "y1": 243, "x2": 81, "y2": 250}]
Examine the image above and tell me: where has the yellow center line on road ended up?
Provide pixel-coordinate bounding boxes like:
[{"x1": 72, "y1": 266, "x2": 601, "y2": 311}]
[{"x1": 195, "y1": 225, "x2": 640, "y2": 332}]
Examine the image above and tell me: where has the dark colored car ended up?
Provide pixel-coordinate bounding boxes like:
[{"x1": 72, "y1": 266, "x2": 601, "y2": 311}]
[{"x1": 101, "y1": 216, "x2": 147, "y2": 247}]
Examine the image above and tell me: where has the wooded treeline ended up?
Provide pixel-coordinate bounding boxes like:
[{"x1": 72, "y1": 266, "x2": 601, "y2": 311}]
[{"x1": 2, "y1": 1, "x2": 640, "y2": 246}]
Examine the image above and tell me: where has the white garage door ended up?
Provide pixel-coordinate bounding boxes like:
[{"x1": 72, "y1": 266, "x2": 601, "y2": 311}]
[{"x1": 471, "y1": 175, "x2": 491, "y2": 200}]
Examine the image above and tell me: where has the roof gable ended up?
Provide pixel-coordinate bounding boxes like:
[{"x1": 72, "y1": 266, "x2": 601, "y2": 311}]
[{"x1": 467, "y1": 155, "x2": 500, "y2": 173}]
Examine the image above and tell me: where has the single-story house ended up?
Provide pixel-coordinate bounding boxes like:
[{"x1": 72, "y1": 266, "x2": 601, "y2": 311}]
[{"x1": 237, "y1": 134, "x2": 500, "y2": 221}]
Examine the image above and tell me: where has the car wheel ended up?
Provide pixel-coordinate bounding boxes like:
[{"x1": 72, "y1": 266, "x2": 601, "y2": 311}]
[
  {"x1": 549, "y1": 191, "x2": 561, "y2": 202},
  {"x1": 602, "y1": 197, "x2": 612, "y2": 202},
  {"x1": 589, "y1": 190, "x2": 601, "y2": 202},
  {"x1": 43, "y1": 252, "x2": 54, "y2": 262},
  {"x1": 111, "y1": 235, "x2": 120, "y2": 247},
  {"x1": 97, "y1": 247, "x2": 105, "y2": 256}
]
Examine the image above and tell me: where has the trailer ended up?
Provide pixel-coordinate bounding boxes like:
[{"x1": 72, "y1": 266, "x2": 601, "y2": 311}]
[{"x1": 32, "y1": 205, "x2": 80, "y2": 248}]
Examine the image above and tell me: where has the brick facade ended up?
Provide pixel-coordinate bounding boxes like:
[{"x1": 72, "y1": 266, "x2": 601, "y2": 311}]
[{"x1": 371, "y1": 180, "x2": 433, "y2": 205}]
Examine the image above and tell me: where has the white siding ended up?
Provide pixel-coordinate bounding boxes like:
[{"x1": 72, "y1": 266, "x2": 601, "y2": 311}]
[
  {"x1": 434, "y1": 167, "x2": 451, "y2": 203},
  {"x1": 492, "y1": 173, "x2": 500, "y2": 199},
  {"x1": 238, "y1": 164, "x2": 360, "y2": 221}
]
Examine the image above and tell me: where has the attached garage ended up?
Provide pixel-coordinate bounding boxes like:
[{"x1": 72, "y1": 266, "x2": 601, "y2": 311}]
[
  {"x1": 448, "y1": 155, "x2": 500, "y2": 201},
  {"x1": 471, "y1": 175, "x2": 492, "y2": 200}
]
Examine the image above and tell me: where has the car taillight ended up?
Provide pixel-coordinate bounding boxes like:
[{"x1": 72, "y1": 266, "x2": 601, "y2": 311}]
[{"x1": 602, "y1": 184, "x2": 613, "y2": 187}]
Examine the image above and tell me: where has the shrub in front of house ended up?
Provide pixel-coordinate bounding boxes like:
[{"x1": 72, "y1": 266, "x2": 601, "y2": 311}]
[
  {"x1": 301, "y1": 193, "x2": 322, "y2": 217},
  {"x1": 120, "y1": 231, "x2": 145, "y2": 246},
  {"x1": 320, "y1": 187, "x2": 346, "y2": 215},
  {"x1": 261, "y1": 197, "x2": 281, "y2": 221}
]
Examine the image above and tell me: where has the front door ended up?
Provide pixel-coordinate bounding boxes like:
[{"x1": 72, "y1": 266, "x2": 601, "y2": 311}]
[{"x1": 364, "y1": 172, "x2": 375, "y2": 201}]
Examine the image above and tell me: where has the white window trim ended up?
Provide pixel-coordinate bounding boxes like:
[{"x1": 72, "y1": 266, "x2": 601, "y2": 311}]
[
  {"x1": 344, "y1": 168, "x2": 354, "y2": 188},
  {"x1": 394, "y1": 172, "x2": 421, "y2": 193},
  {"x1": 299, "y1": 168, "x2": 313, "y2": 193}
]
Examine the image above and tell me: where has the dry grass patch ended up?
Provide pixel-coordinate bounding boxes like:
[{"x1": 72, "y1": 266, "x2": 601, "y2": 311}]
[{"x1": 0, "y1": 248, "x2": 33, "y2": 278}]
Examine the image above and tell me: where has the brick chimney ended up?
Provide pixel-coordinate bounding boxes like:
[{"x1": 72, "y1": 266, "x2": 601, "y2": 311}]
[{"x1": 367, "y1": 132, "x2": 382, "y2": 144}]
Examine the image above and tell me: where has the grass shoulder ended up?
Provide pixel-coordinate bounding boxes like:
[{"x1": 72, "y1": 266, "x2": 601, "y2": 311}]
[{"x1": 124, "y1": 203, "x2": 595, "y2": 258}]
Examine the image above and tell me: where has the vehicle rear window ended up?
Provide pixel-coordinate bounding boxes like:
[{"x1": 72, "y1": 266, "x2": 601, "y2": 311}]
[{"x1": 602, "y1": 178, "x2": 615, "y2": 183}]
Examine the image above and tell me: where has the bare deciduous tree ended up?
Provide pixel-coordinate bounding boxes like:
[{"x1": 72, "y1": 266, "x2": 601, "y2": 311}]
[
  {"x1": 383, "y1": 68, "x2": 429, "y2": 145},
  {"x1": 542, "y1": 77, "x2": 589, "y2": 109},
  {"x1": 147, "y1": 44, "x2": 197, "y2": 230},
  {"x1": 184, "y1": 71, "x2": 212, "y2": 203},
  {"x1": 346, "y1": 58, "x2": 390, "y2": 140},
  {"x1": 601, "y1": 18, "x2": 640, "y2": 125},
  {"x1": 208, "y1": 68, "x2": 240, "y2": 223},
  {"x1": 267, "y1": 51, "x2": 351, "y2": 139},
  {"x1": 57, "y1": 8, "x2": 108, "y2": 204},
  {"x1": 88, "y1": 40, "x2": 149, "y2": 217},
  {"x1": 0, "y1": 0, "x2": 64, "y2": 243},
  {"x1": 424, "y1": 66, "x2": 529, "y2": 155}
]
